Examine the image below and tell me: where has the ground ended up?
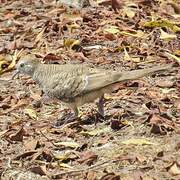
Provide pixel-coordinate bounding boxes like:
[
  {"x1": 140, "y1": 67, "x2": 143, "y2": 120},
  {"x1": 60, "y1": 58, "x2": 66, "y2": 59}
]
[{"x1": 0, "y1": 0, "x2": 180, "y2": 179}]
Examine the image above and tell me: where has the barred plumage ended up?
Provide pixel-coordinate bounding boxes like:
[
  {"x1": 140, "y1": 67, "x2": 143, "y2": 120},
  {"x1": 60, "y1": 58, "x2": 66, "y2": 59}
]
[{"x1": 14, "y1": 55, "x2": 172, "y2": 117}]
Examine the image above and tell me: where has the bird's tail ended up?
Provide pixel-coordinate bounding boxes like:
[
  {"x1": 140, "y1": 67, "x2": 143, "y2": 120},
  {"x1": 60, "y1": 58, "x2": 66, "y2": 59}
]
[{"x1": 117, "y1": 64, "x2": 172, "y2": 82}]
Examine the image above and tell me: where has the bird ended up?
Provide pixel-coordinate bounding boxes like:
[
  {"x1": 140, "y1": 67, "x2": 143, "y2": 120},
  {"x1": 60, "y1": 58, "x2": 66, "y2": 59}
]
[{"x1": 13, "y1": 54, "x2": 172, "y2": 119}]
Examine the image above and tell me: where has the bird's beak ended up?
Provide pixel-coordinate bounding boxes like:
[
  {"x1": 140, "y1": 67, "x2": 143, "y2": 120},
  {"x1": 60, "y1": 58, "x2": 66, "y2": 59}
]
[{"x1": 12, "y1": 70, "x2": 20, "y2": 79}]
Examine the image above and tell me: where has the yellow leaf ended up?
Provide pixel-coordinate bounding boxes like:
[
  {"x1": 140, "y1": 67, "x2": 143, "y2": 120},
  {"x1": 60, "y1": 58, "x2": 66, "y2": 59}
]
[
  {"x1": 24, "y1": 108, "x2": 38, "y2": 120},
  {"x1": 122, "y1": 138, "x2": 155, "y2": 145},
  {"x1": 54, "y1": 152, "x2": 71, "y2": 161},
  {"x1": 123, "y1": 7, "x2": 136, "y2": 18},
  {"x1": 131, "y1": 57, "x2": 141, "y2": 63},
  {"x1": 143, "y1": 20, "x2": 180, "y2": 33},
  {"x1": 165, "y1": 52, "x2": 180, "y2": 64},
  {"x1": 80, "y1": 127, "x2": 111, "y2": 136},
  {"x1": 63, "y1": 39, "x2": 80, "y2": 49},
  {"x1": 104, "y1": 26, "x2": 120, "y2": 34},
  {"x1": 0, "y1": 50, "x2": 23, "y2": 74},
  {"x1": 66, "y1": 23, "x2": 80, "y2": 33},
  {"x1": 8, "y1": 49, "x2": 24, "y2": 70},
  {"x1": 174, "y1": 50, "x2": 180, "y2": 56},
  {"x1": 35, "y1": 27, "x2": 46, "y2": 44},
  {"x1": 160, "y1": 29, "x2": 177, "y2": 40},
  {"x1": 54, "y1": 141, "x2": 80, "y2": 148},
  {"x1": 121, "y1": 119, "x2": 134, "y2": 128},
  {"x1": 62, "y1": 13, "x2": 83, "y2": 22},
  {"x1": 58, "y1": 163, "x2": 74, "y2": 169},
  {"x1": 0, "y1": 60, "x2": 9, "y2": 74},
  {"x1": 124, "y1": 47, "x2": 131, "y2": 61},
  {"x1": 119, "y1": 30, "x2": 145, "y2": 38}
]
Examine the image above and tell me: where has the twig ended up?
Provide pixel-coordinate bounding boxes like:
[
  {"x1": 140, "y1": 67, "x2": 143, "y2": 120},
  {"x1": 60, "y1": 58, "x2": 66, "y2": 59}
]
[
  {"x1": 39, "y1": 130, "x2": 59, "y2": 147},
  {"x1": 51, "y1": 159, "x2": 120, "y2": 179}
]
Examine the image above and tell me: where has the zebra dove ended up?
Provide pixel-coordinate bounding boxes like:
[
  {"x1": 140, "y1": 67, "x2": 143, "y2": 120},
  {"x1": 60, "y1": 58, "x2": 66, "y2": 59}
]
[{"x1": 13, "y1": 55, "x2": 172, "y2": 118}]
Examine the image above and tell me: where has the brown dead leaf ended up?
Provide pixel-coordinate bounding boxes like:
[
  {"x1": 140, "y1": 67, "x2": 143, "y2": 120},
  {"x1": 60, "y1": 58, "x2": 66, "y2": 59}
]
[
  {"x1": 24, "y1": 139, "x2": 39, "y2": 151},
  {"x1": 100, "y1": 172, "x2": 120, "y2": 180},
  {"x1": 156, "y1": 79, "x2": 174, "y2": 88},
  {"x1": 78, "y1": 151, "x2": 98, "y2": 165},
  {"x1": 136, "y1": 155, "x2": 147, "y2": 163},
  {"x1": 0, "y1": 99, "x2": 28, "y2": 115},
  {"x1": 149, "y1": 114, "x2": 175, "y2": 134},
  {"x1": 29, "y1": 165, "x2": 47, "y2": 176},
  {"x1": 31, "y1": 150, "x2": 53, "y2": 162},
  {"x1": 174, "y1": 99, "x2": 180, "y2": 110},
  {"x1": 167, "y1": 2, "x2": 180, "y2": 14},
  {"x1": 111, "y1": 0, "x2": 123, "y2": 11},
  {"x1": 43, "y1": 53, "x2": 63, "y2": 63},
  {"x1": 9, "y1": 127, "x2": 27, "y2": 142},
  {"x1": 97, "y1": 0, "x2": 111, "y2": 6},
  {"x1": 14, "y1": 150, "x2": 38, "y2": 160},
  {"x1": 0, "y1": 130, "x2": 9, "y2": 137},
  {"x1": 86, "y1": 171, "x2": 97, "y2": 180}
]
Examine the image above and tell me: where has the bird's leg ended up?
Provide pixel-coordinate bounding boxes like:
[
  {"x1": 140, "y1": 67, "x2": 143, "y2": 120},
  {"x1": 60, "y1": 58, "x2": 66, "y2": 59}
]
[
  {"x1": 54, "y1": 104, "x2": 80, "y2": 127},
  {"x1": 73, "y1": 106, "x2": 79, "y2": 117},
  {"x1": 96, "y1": 95, "x2": 105, "y2": 117}
]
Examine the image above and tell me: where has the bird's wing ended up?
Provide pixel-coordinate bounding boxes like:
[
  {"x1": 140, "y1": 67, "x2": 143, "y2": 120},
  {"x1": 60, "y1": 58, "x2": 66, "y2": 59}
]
[
  {"x1": 81, "y1": 71, "x2": 121, "y2": 93},
  {"x1": 81, "y1": 64, "x2": 172, "y2": 93},
  {"x1": 42, "y1": 69, "x2": 121, "y2": 100}
]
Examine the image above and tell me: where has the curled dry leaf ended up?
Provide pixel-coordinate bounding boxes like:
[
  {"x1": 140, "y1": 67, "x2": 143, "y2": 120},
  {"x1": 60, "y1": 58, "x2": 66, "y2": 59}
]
[
  {"x1": 165, "y1": 52, "x2": 180, "y2": 65},
  {"x1": 160, "y1": 29, "x2": 177, "y2": 40},
  {"x1": 167, "y1": 162, "x2": 180, "y2": 176}
]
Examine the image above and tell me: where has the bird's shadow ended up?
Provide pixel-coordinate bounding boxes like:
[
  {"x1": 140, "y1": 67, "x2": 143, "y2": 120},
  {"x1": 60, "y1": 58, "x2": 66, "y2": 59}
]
[{"x1": 52, "y1": 110, "x2": 111, "y2": 128}]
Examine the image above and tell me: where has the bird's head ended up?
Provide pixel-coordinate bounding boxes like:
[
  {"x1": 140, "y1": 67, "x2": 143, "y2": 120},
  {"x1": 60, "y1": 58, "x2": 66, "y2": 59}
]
[{"x1": 13, "y1": 55, "x2": 40, "y2": 78}]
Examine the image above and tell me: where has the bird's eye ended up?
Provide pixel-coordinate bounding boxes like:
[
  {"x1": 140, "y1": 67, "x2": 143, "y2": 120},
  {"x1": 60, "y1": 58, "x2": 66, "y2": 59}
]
[{"x1": 20, "y1": 63, "x2": 25, "y2": 68}]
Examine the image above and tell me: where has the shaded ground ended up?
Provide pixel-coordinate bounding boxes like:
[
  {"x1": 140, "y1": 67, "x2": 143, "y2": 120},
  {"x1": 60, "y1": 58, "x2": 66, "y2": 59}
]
[{"x1": 0, "y1": 0, "x2": 180, "y2": 179}]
